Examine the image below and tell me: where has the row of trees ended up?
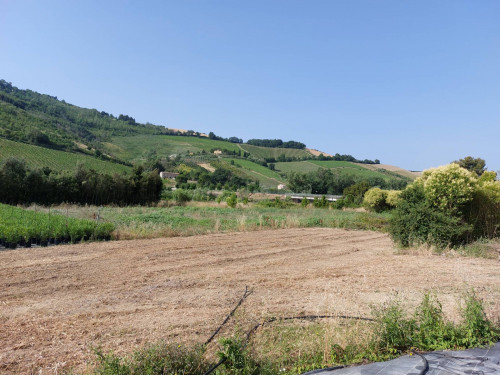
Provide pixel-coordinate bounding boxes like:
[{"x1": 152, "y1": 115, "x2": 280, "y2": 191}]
[
  {"x1": 287, "y1": 169, "x2": 409, "y2": 195},
  {"x1": 247, "y1": 138, "x2": 306, "y2": 149},
  {"x1": 175, "y1": 165, "x2": 260, "y2": 192},
  {"x1": 208, "y1": 132, "x2": 243, "y2": 143},
  {"x1": 0, "y1": 158, "x2": 163, "y2": 206}
]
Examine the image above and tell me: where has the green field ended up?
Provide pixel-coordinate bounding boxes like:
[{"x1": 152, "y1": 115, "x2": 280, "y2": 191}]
[
  {"x1": 0, "y1": 203, "x2": 114, "y2": 247},
  {"x1": 223, "y1": 158, "x2": 285, "y2": 188},
  {"x1": 107, "y1": 135, "x2": 242, "y2": 162},
  {"x1": 107, "y1": 135, "x2": 314, "y2": 163},
  {"x1": 275, "y1": 160, "x2": 406, "y2": 181},
  {"x1": 0, "y1": 138, "x2": 131, "y2": 174},
  {"x1": 238, "y1": 143, "x2": 312, "y2": 160},
  {"x1": 43, "y1": 203, "x2": 389, "y2": 240}
]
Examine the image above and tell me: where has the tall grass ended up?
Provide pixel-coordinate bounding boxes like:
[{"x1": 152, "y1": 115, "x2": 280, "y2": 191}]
[{"x1": 40, "y1": 203, "x2": 390, "y2": 240}]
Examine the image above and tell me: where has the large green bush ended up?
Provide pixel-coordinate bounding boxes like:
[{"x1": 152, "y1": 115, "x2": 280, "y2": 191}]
[
  {"x1": 421, "y1": 164, "x2": 476, "y2": 214},
  {"x1": 363, "y1": 188, "x2": 388, "y2": 212},
  {"x1": 390, "y1": 163, "x2": 499, "y2": 248}
]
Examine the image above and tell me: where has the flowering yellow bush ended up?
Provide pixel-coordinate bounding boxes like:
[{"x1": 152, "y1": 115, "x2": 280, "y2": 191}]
[
  {"x1": 390, "y1": 163, "x2": 499, "y2": 248},
  {"x1": 386, "y1": 190, "x2": 402, "y2": 208},
  {"x1": 363, "y1": 188, "x2": 388, "y2": 212},
  {"x1": 419, "y1": 164, "x2": 477, "y2": 213}
]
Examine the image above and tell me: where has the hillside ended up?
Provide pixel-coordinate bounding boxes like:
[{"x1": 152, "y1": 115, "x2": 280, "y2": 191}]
[
  {"x1": 0, "y1": 79, "x2": 177, "y2": 152},
  {"x1": 0, "y1": 79, "x2": 417, "y2": 189},
  {"x1": 0, "y1": 138, "x2": 131, "y2": 174}
]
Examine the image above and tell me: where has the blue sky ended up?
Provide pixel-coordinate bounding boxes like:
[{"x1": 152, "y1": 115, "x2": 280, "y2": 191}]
[{"x1": 1, "y1": 1, "x2": 499, "y2": 171}]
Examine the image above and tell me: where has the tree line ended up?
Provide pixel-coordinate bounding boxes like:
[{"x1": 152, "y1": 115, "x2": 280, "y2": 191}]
[
  {"x1": 247, "y1": 139, "x2": 306, "y2": 149},
  {"x1": 287, "y1": 169, "x2": 409, "y2": 195},
  {"x1": 0, "y1": 158, "x2": 163, "y2": 206}
]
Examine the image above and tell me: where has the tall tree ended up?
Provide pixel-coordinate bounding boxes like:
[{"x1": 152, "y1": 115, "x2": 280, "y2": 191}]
[{"x1": 453, "y1": 156, "x2": 486, "y2": 176}]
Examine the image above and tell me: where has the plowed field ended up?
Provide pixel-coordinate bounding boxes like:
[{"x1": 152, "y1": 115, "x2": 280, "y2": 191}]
[{"x1": 1, "y1": 228, "x2": 499, "y2": 374}]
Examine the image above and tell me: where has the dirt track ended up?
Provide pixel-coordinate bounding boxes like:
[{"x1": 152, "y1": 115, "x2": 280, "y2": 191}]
[{"x1": 1, "y1": 228, "x2": 499, "y2": 374}]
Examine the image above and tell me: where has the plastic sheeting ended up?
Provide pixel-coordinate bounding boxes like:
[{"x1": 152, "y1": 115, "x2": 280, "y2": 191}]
[{"x1": 303, "y1": 342, "x2": 500, "y2": 375}]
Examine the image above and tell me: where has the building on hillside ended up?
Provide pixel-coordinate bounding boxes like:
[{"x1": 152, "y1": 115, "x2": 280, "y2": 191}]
[
  {"x1": 159, "y1": 172, "x2": 179, "y2": 179},
  {"x1": 213, "y1": 149, "x2": 222, "y2": 155},
  {"x1": 277, "y1": 184, "x2": 287, "y2": 190}
]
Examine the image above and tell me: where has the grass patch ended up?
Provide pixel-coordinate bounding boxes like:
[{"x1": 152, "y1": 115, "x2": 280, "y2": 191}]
[
  {"x1": 0, "y1": 138, "x2": 130, "y2": 174},
  {"x1": 39, "y1": 203, "x2": 390, "y2": 240},
  {"x1": 108, "y1": 135, "x2": 242, "y2": 163},
  {"x1": 238, "y1": 144, "x2": 312, "y2": 160},
  {"x1": 456, "y1": 238, "x2": 500, "y2": 259}
]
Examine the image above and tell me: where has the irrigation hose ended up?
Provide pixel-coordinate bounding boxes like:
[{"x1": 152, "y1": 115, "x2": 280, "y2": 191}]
[
  {"x1": 202, "y1": 287, "x2": 375, "y2": 375},
  {"x1": 411, "y1": 350, "x2": 429, "y2": 375},
  {"x1": 204, "y1": 286, "x2": 253, "y2": 345}
]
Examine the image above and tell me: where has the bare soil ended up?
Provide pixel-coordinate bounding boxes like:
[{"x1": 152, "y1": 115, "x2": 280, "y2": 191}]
[{"x1": 1, "y1": 228, "x2": 499, "y2": 374}]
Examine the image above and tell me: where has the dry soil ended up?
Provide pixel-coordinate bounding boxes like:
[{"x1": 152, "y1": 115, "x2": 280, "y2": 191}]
[{"x1": 1, "y1": 228, "x2": 499, "y2": 374}]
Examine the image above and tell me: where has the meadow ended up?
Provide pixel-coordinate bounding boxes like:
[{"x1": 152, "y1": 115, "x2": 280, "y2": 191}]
[
  {"x1": 0, "y1": 138, "x2": 131, "y2": 174},
  {"x1": 238, "y1": 143, "x2": 312, "y2": 160},
  {"x1": 275, "y1": 160, "x2": 407, "y2": 182},
  {"x1": 223, "y1": 158, "x2": 285, "y2": 188},
  {"x1": 106, "y1": 135, "x2": 315, "y2": 163},
  {"x1": 107, "y1": 135, "x2": 243, "y2": 162},
  {"x1": 39, "y1": 202, "x2": 390, "y2": 240}
]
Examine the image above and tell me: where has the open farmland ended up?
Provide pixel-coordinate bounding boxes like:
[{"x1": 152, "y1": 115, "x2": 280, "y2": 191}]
[
  {"x1": 238, "y1": 143, "x2": 312, "y2": 160},
  {"x1": 106, "y1": 135, "x2": 243, "y2": 162},
  {"x1": 0, "y1": 138, "x2": 131, "y2": 174},
  {"x1": 275, "y1": 160, "x2": 411, "y2": 181},
  {"x1": 222, "y1": 158, "x2": 285, "y2": 188},
  {"x1": 1, "y1": 228, "x2": 499, "y2": 373}
]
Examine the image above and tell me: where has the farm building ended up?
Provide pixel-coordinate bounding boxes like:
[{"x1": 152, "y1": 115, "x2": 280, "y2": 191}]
[
  {"x1": 277, "y1": 184, "x2": 287, "y2": 190},
  {"x1": 159, "y1": 172, "x2": 179, "y2": 179},
  {"x1": 287, "y1": 193, "x2": 342, "y2": 203}
]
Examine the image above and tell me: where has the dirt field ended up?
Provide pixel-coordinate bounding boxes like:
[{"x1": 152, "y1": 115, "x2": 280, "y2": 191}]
[{"x1": 1, "y1": 228, "x2": 499, "y2": 374}]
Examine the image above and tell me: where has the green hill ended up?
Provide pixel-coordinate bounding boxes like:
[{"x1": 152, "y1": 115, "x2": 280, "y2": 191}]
[
  {"x1": 0, "y1": 79, "x2": 416, "y2": 189},
  {"x1": 0, "y1": 138, "x2": 131, "y2": 174},
  {"x1": 275, "y1": 160, "x2": 409, "y2": 183},
  {"x1": 0, "y1": 79, "x2": 178, "y2": 152},
  {"x1": 105, "y1": 135, "x2": 242, "y2": 163},
  {"x1": 238, "y1": 143, "x2": 311, "y2": 160},
  {"x1": 221, "y1": 158, "x2": 285, "y2": 189}
]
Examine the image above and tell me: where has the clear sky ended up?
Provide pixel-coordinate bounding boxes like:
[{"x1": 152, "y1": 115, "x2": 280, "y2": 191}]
[{"x1": 1, "y1": 1, "x2": 499, "y2": 171}]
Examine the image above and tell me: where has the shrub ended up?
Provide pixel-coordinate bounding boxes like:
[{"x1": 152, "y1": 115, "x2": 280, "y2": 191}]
[
  {"x1": 370, "y1": 299, "x2": 415, "y2": 354},
  {"x1": 343, "y1": 181, "x2": 370, "y2": 206},
  {"x1": 420, "y1": 164, "x2": 477, "y2": 214},
  {"x1": 173, "y1": 189, "x2": 192, "y2": 204},
  {"x1": 389, "y1": 164, "x2": 498, "y2": 249},
  {"x1": 313, "y1": 195, "x2": 328, "y2": 208},
  {"x1": 228, "y1": 193, "x2": 241, "y2": 208},
  {"x1": 460, "y1": 291, "x2": 499, "y2": 347},
  {"x1": 385, "y1": 190, "x2": 401, "y2": 208},
  {"x1": 363, "y1": 188, "x2": 388, "y2": 212},
  {"x1": 389, "y1": 184, "x2": 471, "y2": 248},
  {"x1": 226, "y1": 193, "x2": 238, "y2": 208},
  {"x1": 466, "y1": 175, "x2": 500, "y2": 239},
  {"x1": 369, "y1": 292, "x2": 499, "y2": 356},
  {"x1": 301, "y1": 197, "x2": 309, "y2": 207}
]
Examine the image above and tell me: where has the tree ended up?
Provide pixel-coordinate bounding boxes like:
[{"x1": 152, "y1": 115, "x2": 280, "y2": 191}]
[{"x1": 453, "y1": 156, "x2": 486, "y2": 176}]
